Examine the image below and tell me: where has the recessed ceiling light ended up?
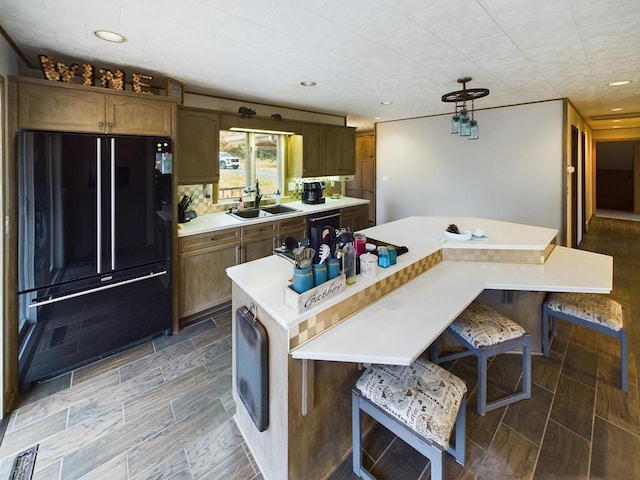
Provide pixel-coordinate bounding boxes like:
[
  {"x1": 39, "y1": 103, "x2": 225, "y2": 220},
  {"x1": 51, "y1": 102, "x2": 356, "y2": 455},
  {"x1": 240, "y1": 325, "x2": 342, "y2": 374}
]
[
  {"x1": 608, "y1": 80, "x2": 631, "y2": 87},
  {"x1": 373, "y1": 117, "x2": 381, "y2": 120},
  {"x1": 380, "y1": 101, "x2": 393, "y2": 105},
  {"x1": 300, "y1": 81, "x2": 316, "y2": 87},
  {"x1": 610, "y1": 107, "x2": 623, "y2": 111},
  {"x1": 94, "y1": 30, "x2": 127, "y2": 43}
]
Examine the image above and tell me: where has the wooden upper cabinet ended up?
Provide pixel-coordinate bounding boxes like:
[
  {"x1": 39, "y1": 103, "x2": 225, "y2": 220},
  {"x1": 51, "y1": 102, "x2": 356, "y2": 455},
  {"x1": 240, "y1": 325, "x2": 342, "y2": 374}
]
[
  {"x1": 299, "y1": 124, "x2": 356, "y2": 177},
  {"x1": 176, "y1": 107, "x2": 220, "y2": 184},
  {"x1": 17, "y1": 78, "x2": 174, "y2": 136},
  {"x1": 339, "y1": 127, "x2": 356, "y2": 175},
  {"x1": 106, "y1": 95, "x2": 172, "y2": 136},
  {"x1": 301, "y1": 124, "x2": 325, "y2": 177},
  {"x1": 18, "y1": 81, "x2": 106, "y2": 133}
]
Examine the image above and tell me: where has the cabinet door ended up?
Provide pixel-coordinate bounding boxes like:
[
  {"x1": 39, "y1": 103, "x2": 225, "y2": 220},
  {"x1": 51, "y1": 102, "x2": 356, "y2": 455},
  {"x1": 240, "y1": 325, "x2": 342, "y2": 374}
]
[
  {"x1": 242, "y1": 222, "x2": 277, "y2": 263},
  {"x1": 177, "y1": 108, "x2": 220, "y2": 184},
  {"x1": 106, "y1": 95, "x2": 173, "y2": 136},
  {"x1": 278, "y1": 216, "x2": 307, "y2": 246},
  {"x1": 323, "y1": 126, "x2": 341, "y2": 175},
  {"x1": 18, "y1": 82, "x2": 106, "y2": 133},
  {"x1": 179, "y1": 244, "x2": 239, "y2": 318},
  {"x1": 302, "y1": 124, "x2": 325, "y2": 177},
  {"x1": 339, "y1": 127, "x2": 356, "y2": 175},
  {"x1": 243, "y1": 237, "x2": 276, "y2": 263}
]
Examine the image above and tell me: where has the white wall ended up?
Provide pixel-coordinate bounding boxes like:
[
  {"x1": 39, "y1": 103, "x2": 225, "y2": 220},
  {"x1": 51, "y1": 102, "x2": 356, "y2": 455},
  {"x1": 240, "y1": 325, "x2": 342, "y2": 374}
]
[
  {"x1": 0, "y1": 34, "x2": 20, "y2": 416},
  {"x1": 376, "y1": 100, "x2": 565, "y2": 235}
]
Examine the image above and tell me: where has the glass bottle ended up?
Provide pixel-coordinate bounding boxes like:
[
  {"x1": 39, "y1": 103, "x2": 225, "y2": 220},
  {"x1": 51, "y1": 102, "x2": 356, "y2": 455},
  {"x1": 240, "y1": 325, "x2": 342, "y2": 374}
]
[{"x1": 341, "y1": 232, "x2": 356, "y2": 285}]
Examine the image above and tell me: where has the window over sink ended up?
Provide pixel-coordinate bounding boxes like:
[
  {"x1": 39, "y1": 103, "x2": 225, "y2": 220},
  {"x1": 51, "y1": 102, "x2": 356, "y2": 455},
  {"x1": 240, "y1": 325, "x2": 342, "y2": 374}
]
[{"x1": 219, "y1": 130, "x2": 285, "y2": 203}]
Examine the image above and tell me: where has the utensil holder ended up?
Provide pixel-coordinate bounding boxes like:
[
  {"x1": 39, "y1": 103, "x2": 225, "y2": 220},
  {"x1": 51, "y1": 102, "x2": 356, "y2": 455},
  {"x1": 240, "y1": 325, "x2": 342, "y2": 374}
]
[
  {"x1": 292, "y1": 266, "x2": 313, "y2": 293},
  {"x1": 312, "y1": 263, "x2": 327, "y2": 286}
]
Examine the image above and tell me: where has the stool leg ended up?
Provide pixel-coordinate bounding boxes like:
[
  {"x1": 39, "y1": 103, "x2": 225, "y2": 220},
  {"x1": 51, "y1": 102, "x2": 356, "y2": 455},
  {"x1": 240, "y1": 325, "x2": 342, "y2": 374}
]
[
  {"x1": 352, "y1": 391, "x2": 363, "y2": 476},
  {"x1": 454, "y1": 394, "x2": 466, "y2": 465},
  {"x1": 430, "y1": 455, "x2": 443, "y2": 480},
  {"x1": 523, "y1": 335, "x2": 532, "y2": 399},
  {"x1": 621, "y1": 330, "x2": 628, "y2": 392},
  {"x1": 477, "y1": 350, "x2": 488, "y2": 416},
  {"x1": 430, "y1": 337, "x2": 440, "y2": 364},
  {"x1": 542, "y1": 309, "x2": 550, "y2": 357}
]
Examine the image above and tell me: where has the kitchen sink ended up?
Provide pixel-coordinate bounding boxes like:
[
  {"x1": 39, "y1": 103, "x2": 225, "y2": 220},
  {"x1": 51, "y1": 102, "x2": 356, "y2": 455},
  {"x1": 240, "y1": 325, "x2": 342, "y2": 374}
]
[
  {"x1": 260, "y1": 205, "x2": 300, "y2": 215},
  {"x1": 227, "y1": 205, "x2": 300, "y2": 221}
]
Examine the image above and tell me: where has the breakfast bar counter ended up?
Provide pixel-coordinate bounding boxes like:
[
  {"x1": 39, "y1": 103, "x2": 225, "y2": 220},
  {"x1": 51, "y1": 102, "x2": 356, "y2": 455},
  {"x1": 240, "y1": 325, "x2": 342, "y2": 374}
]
[{"x1": 226, "y1": 216, "x2": 612, "y2": 480}]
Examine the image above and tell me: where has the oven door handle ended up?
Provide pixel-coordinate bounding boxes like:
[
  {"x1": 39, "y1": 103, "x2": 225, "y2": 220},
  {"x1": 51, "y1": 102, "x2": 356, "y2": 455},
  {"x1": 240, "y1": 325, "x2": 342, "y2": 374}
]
[
  {"x1": 28, "y1": 270, "x2": 168, "y2": 308},
  {"x1": 308, "y1": 213, "x2": 340, "y2": 223}
]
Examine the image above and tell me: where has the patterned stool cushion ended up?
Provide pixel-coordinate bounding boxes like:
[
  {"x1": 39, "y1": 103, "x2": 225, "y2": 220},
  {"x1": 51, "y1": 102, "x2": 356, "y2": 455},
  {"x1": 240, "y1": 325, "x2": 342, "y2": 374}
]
[
  {"x1": 545, "y1": 292, "x2": 623, "y2": 331},
  {"x1": 355, "y1": 358, "x2": 466, "y2": 448},
  {"x1": 450, "y1": 301, "x2": 526, "y2": 348}
]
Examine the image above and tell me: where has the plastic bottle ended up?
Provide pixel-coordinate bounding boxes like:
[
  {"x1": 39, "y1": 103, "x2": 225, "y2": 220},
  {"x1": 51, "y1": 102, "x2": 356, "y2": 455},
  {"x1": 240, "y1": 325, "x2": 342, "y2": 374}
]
[
  {"x1": 275, "y1": 189, "x2": 281, "y2": 206},
  {"x1": 238, "y1": 196, "x2": 244, "y2": 211},
  {"x1": 341, "y1": 232, "x2": 356, "y2": 285}
]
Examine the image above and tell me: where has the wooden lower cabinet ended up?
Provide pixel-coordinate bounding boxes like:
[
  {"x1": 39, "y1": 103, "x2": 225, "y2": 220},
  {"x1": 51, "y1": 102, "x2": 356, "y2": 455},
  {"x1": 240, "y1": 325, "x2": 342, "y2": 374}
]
[
  {"x1": 178, "y1": 228, "x2": 240, "y2": 318},
  {"x1": 277, "y1": 215, "x2": 307, "y2": 246},
  {"x1": 242, "y1": 222, "x2": 277, "y2": 263},
  {"x1": 340, "y1": 204, "x2": 369, "y2": 232},
  {"x1": 179, "y1": 214, "x2": 307, "y2": 320}
]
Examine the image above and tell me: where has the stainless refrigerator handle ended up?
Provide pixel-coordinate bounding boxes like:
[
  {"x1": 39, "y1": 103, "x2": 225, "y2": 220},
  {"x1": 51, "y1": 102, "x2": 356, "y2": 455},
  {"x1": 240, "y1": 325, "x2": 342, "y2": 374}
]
[
  {"x1": 111, "y1": 138, "x2": 116, "y2": 271},
  {"x1": 308, "y1": 213, "x2": 340, "y2": 223},
  {"x1": 28, "y1": 270, "x2": 168, "y2": 308},
  {"x1": 96, "y1": 138, "x2": 102, "y2": 273}
]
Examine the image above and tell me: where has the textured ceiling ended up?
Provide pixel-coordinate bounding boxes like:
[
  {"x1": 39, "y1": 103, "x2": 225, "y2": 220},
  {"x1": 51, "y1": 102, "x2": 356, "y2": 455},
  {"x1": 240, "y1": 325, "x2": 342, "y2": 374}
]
[{"x1": 1, "y1": 0, "x2": 639, "y2": 131}]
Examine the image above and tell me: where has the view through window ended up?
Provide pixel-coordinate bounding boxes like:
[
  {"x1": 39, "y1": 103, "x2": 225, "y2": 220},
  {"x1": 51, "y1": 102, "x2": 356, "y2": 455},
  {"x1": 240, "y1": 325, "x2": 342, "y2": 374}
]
[{"x1": 219, "y1": 130, "x2": 283, "y2": 202}]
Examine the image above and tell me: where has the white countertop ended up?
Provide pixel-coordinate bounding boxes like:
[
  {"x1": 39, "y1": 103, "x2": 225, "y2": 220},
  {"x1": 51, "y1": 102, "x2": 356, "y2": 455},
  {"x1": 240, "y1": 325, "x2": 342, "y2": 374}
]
[
  {"x1": 178, "y1": 197, "x2": 369, "y2": 237},
  {"x1": 226, "y1": 216, "x2": 612, "y2": 365},
  {"x1": 291, "y1": 246, "x2": 612, "y2": 364}
]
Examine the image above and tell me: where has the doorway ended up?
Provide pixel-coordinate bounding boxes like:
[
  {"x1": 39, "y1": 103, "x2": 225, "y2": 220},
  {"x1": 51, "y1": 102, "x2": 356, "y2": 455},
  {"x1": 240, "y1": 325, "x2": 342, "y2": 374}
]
[{"x1": 596, "y1": 141, "x2": 635, "y2": 212}]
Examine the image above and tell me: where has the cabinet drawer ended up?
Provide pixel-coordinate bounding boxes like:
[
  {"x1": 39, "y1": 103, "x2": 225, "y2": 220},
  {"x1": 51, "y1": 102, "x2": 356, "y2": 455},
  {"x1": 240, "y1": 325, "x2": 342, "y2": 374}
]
[
  {"x1": 179, "y1": 228, "x2": 241, "y2": 252},
  {"x1": 341, "y1": 205, "x2": 368, "y2": 219},
  {"x1": 278, "y1": 215, "x2": 307, "y2": 233},
  {"x1": 242, "y1": 221, "x2": 277, "y2": 241}
]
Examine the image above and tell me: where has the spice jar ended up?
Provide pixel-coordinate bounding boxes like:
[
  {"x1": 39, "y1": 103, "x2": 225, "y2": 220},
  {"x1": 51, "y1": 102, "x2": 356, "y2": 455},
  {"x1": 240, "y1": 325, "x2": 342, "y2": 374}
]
[{"x1": 377, "y1": 246, "x2": 390, "y2": 268}]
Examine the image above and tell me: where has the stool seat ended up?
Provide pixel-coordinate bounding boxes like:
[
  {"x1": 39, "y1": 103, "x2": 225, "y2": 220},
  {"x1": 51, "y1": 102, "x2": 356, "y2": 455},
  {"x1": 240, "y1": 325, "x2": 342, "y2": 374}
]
[
  {"x1": 543, "y1": 292, "x2": 627, "y2": 391},
  {"x1": 545, "y1": 292, "x2": 623, "y2": 331},
  {"x1": 356, "y1": 359, "x2": 467, "y2": 449},
  {"x1": 431, "y1": 301, "x2": 531, "y2": 415},
  {"x1": 352, "y1": 359, "x2": 467, "y2": 480},
  {"x1": 450, "y1": 302, "x2": 527, "y2": 348}
]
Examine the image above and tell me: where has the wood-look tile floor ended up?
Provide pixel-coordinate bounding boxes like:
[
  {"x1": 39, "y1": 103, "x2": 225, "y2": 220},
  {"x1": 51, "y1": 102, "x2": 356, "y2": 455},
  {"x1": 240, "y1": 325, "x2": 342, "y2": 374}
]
[{"x1": 1, "y1": 215, "x2": 639, "y2": 479}]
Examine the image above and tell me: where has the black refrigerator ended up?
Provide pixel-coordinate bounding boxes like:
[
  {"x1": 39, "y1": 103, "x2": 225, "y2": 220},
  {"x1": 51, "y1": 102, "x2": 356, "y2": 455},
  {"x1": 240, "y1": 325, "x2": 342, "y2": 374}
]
[{"x1": 17, "y1": 131, "x2": 173, "y2": 391}]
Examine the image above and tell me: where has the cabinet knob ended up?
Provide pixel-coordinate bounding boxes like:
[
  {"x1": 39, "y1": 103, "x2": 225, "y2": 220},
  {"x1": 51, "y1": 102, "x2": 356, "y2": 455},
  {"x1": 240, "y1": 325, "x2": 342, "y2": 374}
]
[
  {"x1": 108, "y1": 122, "x2": 114, "y2": 128},
  {"x1": 98, "y1": 121, "x2": 104, "y2": 128}
]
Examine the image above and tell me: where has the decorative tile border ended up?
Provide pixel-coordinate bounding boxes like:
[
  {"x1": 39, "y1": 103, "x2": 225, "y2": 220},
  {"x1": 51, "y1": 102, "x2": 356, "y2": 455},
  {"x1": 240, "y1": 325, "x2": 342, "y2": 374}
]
[
  {"x1": 442, "y1": 237, "x2": 556, "y2": 264},
  {"x1": 289, "y1": 250, "x2": 443, "y2": 350}
]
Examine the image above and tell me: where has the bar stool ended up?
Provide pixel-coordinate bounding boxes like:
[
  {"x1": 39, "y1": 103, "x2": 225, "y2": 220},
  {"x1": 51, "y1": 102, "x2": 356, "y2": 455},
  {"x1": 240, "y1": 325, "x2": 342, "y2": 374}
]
[
  {"x1": 431, "y1": 301, "x2": 531, "y2": 415},
  {"x1": 543, "y1": 291, "x2": 627, "y2": 391},
  {"x1": 353, "y1": 358, "x2": 466, "y2": 480}
]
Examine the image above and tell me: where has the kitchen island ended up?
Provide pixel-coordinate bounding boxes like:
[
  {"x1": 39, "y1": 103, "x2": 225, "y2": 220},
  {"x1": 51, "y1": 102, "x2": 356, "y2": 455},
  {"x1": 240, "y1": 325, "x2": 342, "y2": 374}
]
[{"x1": 226, "y1": 216, "x2": 612, "y2": 480}]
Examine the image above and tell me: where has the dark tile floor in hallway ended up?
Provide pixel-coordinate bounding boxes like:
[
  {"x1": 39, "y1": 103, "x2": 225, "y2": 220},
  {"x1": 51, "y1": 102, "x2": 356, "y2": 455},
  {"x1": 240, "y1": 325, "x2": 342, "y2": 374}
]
[{"x1": 0, "y1": 215, "x2": 638, "y2": 479}]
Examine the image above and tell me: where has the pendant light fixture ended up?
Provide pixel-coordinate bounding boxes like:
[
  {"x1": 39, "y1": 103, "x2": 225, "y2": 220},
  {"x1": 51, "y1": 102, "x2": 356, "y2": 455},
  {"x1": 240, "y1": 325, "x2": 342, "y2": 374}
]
[{"x1": 442, "y1": 77, "x2": 489, "y2": 140}]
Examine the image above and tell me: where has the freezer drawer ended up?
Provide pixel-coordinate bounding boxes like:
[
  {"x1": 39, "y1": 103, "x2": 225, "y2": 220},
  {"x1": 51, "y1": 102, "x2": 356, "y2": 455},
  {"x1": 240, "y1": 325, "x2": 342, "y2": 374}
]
[{"x1": 18, "y1": 265, "x2": 172, "y2": 391}]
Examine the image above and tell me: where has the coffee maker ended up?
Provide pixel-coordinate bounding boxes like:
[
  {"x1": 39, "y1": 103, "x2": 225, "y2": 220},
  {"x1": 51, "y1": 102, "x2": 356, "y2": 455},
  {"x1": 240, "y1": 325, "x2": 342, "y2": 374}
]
[{"x1": 302, "y1": 181, "x2": 326, "y2": 204}]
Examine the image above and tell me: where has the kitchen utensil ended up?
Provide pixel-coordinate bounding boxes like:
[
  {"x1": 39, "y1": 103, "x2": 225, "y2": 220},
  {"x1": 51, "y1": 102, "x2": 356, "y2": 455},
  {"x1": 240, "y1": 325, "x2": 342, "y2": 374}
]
[
  {"x1": 300, "y1": 237, "x2": 310, "y2": 248},
  {"x1": 292, "y1": 246, "x2": 304, "y2": 268},
  {"x1": 318, "y1": 244, "x2": 330, "y2": 264},
  {"x1": 322, "y1": 226, "x2": 337, "y2": 258},
  {"x1": 299, "y1": 248, "x2": 315, "y2": 269},
  {"x1": 285, "y1": 236, "x2": 298, "y2": 253}
]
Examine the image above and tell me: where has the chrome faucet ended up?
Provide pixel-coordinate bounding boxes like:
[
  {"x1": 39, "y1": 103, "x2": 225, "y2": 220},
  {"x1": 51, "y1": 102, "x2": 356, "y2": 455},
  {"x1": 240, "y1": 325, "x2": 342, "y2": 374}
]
[{"x1": 254, "y1": 180, "x2": 263, "y2": 209}]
